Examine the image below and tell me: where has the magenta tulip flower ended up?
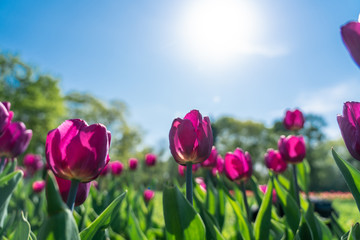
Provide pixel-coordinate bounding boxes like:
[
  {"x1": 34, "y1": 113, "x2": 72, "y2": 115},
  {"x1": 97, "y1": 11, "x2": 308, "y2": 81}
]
[
  {"x1": 128, "y1": 158, "x2": 138, "y2": 170},
  {"x1": 99, "y1": 164, "x2": 110, "y2": 176},
  {"x1": 337, "y1": 102, "x2": 360, "y2": 161},
  {"x1": 33, "y1": 180, "x2": 46, "y2": 193},
  {"x1": 224, "y1": 148, "x2": 252, "y2": 182},
  {"x1": 283, "y1": 109, "x2": 305, "y2": 131},
  {"x1": 178, "y1": 164, "x2": 200, "y2": 177},
  {"x1": 0, "y1": 122, "x2": 32, "y2": 158},
  {"x1": 212, "y1": 155, "x2": 224, "y2": 176},
  {"x1": 195, "y1": 177, "x2": 207, "y2": 192},
  {"x1": 110, "y1": 161, "x2": 123, "y2": 175},
  {"x1": 143, "y1": 189, "x2": 155, "y2": 203},
  {"x1": 278, "y1": 135, "x2": 306, "y2": 164},
  {"x1": 23, "y1": 154, "x2": 44, "y2": 175},
  {"x1": 55, "y1": 176, "x2": 91, "y2": 207},
  {"x1": 169, "y1": 110, "x2": 213, "y2": 165},
  {"x1": 264, "y1": 149, "x2": 287, "y2": 174},
  {"x1": 201, "y1": 146, "x2": 218, "y2": 168},
  {"x1": 46, "y1": 119, "x2": 111, "y2": 182},
  {"x1": 0, "y1": 102, "x2": 13, "y2": 136},
  {"x1": 145, "y1": 153, "x2": 157, "y2": 166},
  {"x1": 341, "y1": 20, "x2": 360, "y2": 68}
]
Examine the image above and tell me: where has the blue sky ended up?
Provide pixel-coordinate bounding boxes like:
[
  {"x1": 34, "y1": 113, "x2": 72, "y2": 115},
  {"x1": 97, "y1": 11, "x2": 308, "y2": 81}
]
[{"x1": 1, "y1": 0, "x2": 360, "y2": 148}]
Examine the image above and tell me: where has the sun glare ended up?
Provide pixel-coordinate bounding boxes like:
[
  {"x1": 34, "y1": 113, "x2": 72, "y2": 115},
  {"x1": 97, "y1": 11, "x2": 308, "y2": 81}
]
[{"x1": 177, "y1": 0, "x2": 262, "y2": 68}]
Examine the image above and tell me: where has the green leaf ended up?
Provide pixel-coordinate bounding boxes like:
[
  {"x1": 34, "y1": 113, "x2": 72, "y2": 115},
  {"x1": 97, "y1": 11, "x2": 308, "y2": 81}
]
[
  {"x1": 13, "y1": 212, "x2": 31, "y2": 240},
  {"x1": 80, "y1": 191, "x2": 127, "y2": 240},
  {"x1": 0, "y1": 170, "x2": 23, "y2": 228},
  {"x1": 332, "y1": 149, "x2": 360, "y2": 212},
  {"x1": 127, "y1": 208, "x2": 148, "y2": 240},
  {"x1": 297, "y1": 160, "x2": 310, "y2": 195},
  {"x1": 206, "y1": 180, "x2": 217, "y2": 216},
  {"x1": 216, "y1": 180, "x2": 226, "y2": 231},
  {"x1": 254, "y1": 180, "x2": 273, "y2": 240},
  {"x1": 163, "y1": 185, "x2": 205, "y2": 240},
  {"x1": 273, "y1": 176, "x2": 300, "y2": 234},
  {"x1": 294, "y1": 213, "x2": 313, "y2": 240},
  {"x1": 37, "y1": 173, "x2": 80, "y2": 240},
  {"x1": 249, "y1": 176, "x2": 263, "y2": 206},
  {"x1": 342, "y1": 223, "x2": 360, "y2": 240},
  {"x1": 304, "y1": 202, "x2": 321, "y2": 240}
]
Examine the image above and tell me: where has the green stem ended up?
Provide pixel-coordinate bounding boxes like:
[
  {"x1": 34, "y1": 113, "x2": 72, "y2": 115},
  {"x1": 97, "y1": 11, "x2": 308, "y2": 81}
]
[
  {"x1": 292, "y1": 164, "x2": 300, "y2": 207},
  {"x1": 0, "y1": 156, "x2": 5, "y2": 173},
  {"x1": 186, "y1": 162, "x2": 193, "y2": 205},
  {"x1": 66, "y1": 179, "x2": 80, "y2": 211},
  {"x1": 240, "y1": 181, "x2": 251, "y2": 222}
]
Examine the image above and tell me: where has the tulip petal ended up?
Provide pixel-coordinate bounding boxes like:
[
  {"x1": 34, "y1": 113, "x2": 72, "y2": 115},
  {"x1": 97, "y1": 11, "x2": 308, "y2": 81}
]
[
  {"x1": 341, "y1": 21, "x2": 360, "y2": 68},
  {"x1": 177, "y1": 119, "x2": 197, "y2": 159},
  {"x1": 184, "y1": 110, "x2": 202, "y2": 129},
  {"x1": 338, "y1": 115, "x2": 360, "y2": 160}
]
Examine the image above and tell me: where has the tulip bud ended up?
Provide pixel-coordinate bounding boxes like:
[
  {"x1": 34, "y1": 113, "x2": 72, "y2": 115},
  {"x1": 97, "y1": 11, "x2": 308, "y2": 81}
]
[
  {"x1": 143, "y1": 189, "x2": 155, "y2": 203},
  {"x1": 55, "y1": 176, "x2": 91, "y2": 206},
  {"x1": 264, "y1": 149, "x2": 287, "y2": 174},
  {"x1": 283, "y1": 109, "x2": 305, "y2": 131},
  {"x1": 337, "y1": 101, "x2": 360, "y2": 161},
  {"x1": 128, "y1": 158, "x2": 138, "y2": 170},
  {"x1": 212, "y1": 155, "x2": 224, "y2": 176},
  {"x1": 201, "y1": 146, "x2": 218, "y2": 168},
  {"x1": 110, "y1": 161, "x2": 123, "y2": 175},
  {"x1": 32, "y1": 180, "x2": 46, "y2": 193},
  {"x1": 46, "y1": 119, "x2": 111, "y2": 182},
  {"x1": 23, "y1": 154, "x2": 44, "y2": 175},
  {"x1": 169, "y1": 110, "x2": 213, "y2": 165},
  {"x1": 145, "y1": 153, "x2": 157, "y2": 166},
  {"x1": 341, "y1": 20, "x2": 360, "y2": 68},
  {"x1": 195, "y1": 177, "x2": 206, "y2": 192},
  {"x1": 224, "y1": 148, "x2": 252, "y2": 182},
  {"x1": 0, "y1": 122, "x2": 32, "y2": 158},
  {"x1": 0, "y1": 102, "x2": 13, "y2": 136},
  {"x1": 278, "y1": 135, "x2": 306, "y2": 164}
]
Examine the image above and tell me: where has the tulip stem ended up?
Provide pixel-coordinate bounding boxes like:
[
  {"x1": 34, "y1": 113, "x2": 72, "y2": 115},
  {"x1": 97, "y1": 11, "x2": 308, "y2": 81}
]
[
  {"x1": 292, "y1": 165, "x2": 300, "y2": 207},
  {"x1": 240, "y1": 181, "x2": 251, "y2": 222},
  {"x1": 66, "y1": 179, "x2": 80, "y2": 211},
  {"x1": 186, "y1": 162, "x2": 193, "y2": 205},
  {"x1": 0, "y1": 157, "x2": 5, "y2": 173}
]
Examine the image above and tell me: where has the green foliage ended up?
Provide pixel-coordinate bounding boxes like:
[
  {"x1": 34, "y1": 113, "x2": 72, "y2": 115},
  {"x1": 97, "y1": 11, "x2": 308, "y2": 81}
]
[
  {"x1": 13, "y1": 212, "x2": 31, "y2": 240},
  {"x1": 254, "y1": 180, "x2": 273, "y2": 240}
]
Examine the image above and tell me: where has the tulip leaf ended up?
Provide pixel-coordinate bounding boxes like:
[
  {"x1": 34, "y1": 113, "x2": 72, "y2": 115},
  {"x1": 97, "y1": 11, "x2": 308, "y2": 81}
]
[
  {"x1": 206, "y1": 180, "x2": 217, "y2": 216},
  {"x1": 13, "y1": 212, "x2": 31, "y2": 240},
  {"x1": 0, "y1": 170, "x2": 23, "y2": 228},
  {"x1": 216, "y1": 180, "x2": 226, "y2": 231},
  {"x1": 294, "y1": 213, "x2": 313, "y2": 240},
  {"x1": 296, "y1": 160, "x2": 310, "y2": 195},
  {"x1": 37, "y1": 173, "x2": 80, "y2": 240},
  {"x1": 127, "y1": 208, "x2": 148, "y2": 240},
  {"x1": 249, "y1": 176, "x2": 263, "y2": 206},
  {"x1": 163, "y1": 185, "x2": 205, "y2": 240},
  {"x1": 342, "y1": 223, "x2": 360, "y2": 240},
  {"x1": 254, "y1": 180, "x2": 273, "y2": 240},
  {"x1": 80, "y1": 191, "x2": 127, "y2": 240},
  {"x1": 273, "y1": 176, "x2": 300, "y2": 234},
  {"x1": 332, "y1": 149, "x2": 360, "y2": 212}
]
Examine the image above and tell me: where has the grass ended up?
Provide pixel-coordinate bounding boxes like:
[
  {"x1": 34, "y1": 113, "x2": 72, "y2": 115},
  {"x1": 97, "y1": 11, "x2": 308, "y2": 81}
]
[{"x1": 332, "y1": 198, "x2": 360, "y2": 230}]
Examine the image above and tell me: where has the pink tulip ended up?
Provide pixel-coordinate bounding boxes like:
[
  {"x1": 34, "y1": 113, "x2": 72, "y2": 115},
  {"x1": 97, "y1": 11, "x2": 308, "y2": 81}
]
[
  {"x1": 341, "y1": 20, "x2": 360, "y2": 68},
  {"x1": 46, "y1": 119, "x2": 111, "y2": 182},
  {"x1": 145, "y1": 153, "x2": 157, "y2": 166},
  {"x1": 178, "y1": 163, "x2": 200, "y2": 177},
  {"x1": 212, "y1": 155, "x2": 224, "y2": 176},
  {"x1": 278, "y1": 135, "x2": 306, "y2": 164},
  {"x1": 23, "y1": 154, "x2": 44, "y2": 175},
  {"x1": 224, "y1": 148, "x2": 252, "y2": 182},
  {"x1": 0, "y1": 122, "x2": 32, "y2": 158},
  {"x1": 259, "y1": 185, "x2": 277, "y2": 204},
  {"x1": 283, "y1": 109, "x2": 305, "y2": 131},
  {"x1": 169, "y1": 110, "x2": 213, "y2": 165},
  {"x1": 110, "y1": 161, "x2": 123, "y2": 175},
  {"x1": 195, "y1": 177, "x2": 207, "y2": 192},
  {"x1": 264, "y1": 149, "x2": 287, "y2": 174},
  {"x1": 143, "y1": 189, "x2": 155, "y2": 203},
  {"x1": 0, "y1": 102, "x2": 13, "y2": 136},
  {"x1": 55, "y1": 176, "x2": 91, "y2": 207},
  {"x1": 32, "y1": 180, "x2": 46, "y2": 193},
  {"x1": 201, "y1": 146, "x2": 218, "y2": 168},
  {"x1": 337, "y1": 102, "x2": 360, "y2": 160},
  {"x1": 128, "y1": 158, "x2": 138, "y2": 170}
]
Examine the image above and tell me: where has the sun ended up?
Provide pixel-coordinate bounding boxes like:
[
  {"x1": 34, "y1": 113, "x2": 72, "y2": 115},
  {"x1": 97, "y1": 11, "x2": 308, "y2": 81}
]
[{"x1": 176, "y1": 0, "x2": 262, "y2": 68}]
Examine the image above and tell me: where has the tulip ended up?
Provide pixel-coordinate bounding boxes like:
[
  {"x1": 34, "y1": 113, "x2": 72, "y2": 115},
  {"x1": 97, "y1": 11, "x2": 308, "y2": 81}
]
[
  {"x1": 201, "y1": 146, "x2": 218, "y2": 168},
  {"x1": 128, "y1": 158, "x2": 138, "y2": 170},
  {"x1": 0, "y1": 102, "x2": 13, "y2": 136},
  {"x1": 110, "y1": 161, "x2": 123, "y2": 175},
  {"x1": 0, "y1": 122, "x2": 32, "y2": 158},
  {"x1": 23, "y1": 154, "x2": 44, "y2": 175},
  {"x1": 341, "y1": 19, "x2": 360, "y2": 68},
  {"x1": 259, "y1": 185, "x2": 277, "y2": 204},
  {"x1": 33, "y1": 180, "x2": 46, "y2": 193},
  {"x1": 55, "y1": 176, "x2": 91, "y2": 207},
  {"x1": 143, "y1": 189, "x2": 155, "y2": 203},
  {"x1": 169, "y1": 110, "x2": 213, "y2": 165},
  {"x1": 45, "y1": 119, "x2": 111, "y2": 182},
  {"x1": 91, "y1": 181, "x2": 99, "y2": 190},
  {"x1": 278, "y1": 135, "x2": 306, "y2": 164},
  {"x1": 283, "y1": 109, "x2": 305, "y2": 131},
  {"x1": 224, "y1": 148, "x2": 252, "y2": 182},
  {"x1": 195, "y1": 177, "x2": 207, "y2": 192},
  {"x1": 337, "y1": 102, "x2": 360, "y2": 161},
  {"x1": 264, "y1": 149, "x2": 287, "y2": 174},
  {"x1": 212, "y1": 155, "x2": 224, "y2": 176},
  {"x1": 178, "y1": 163, "x2": 200, "y2": 177},
  {"x1": 145, "y1": 153, "x2": 157, "y2": 166}
]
